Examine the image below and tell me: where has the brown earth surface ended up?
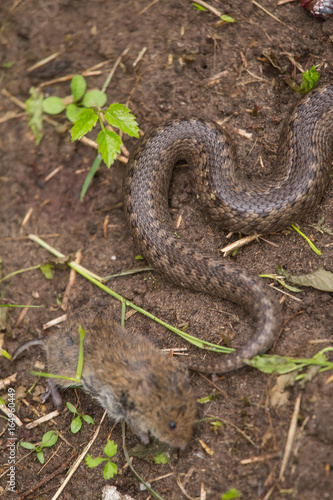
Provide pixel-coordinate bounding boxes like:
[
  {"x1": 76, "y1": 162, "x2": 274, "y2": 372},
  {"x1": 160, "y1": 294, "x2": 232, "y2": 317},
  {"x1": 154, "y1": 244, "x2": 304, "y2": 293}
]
[{"x1": 0, "y1": 1, "x2": 333, "y2": 499}]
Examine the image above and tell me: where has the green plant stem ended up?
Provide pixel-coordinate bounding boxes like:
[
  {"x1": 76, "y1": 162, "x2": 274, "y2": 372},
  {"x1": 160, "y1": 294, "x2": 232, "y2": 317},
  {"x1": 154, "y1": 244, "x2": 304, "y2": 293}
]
[
  {"x1": 28, "y1": 234, "x2": 233, "y2": 353},
  {"x1": 98, "y1": 113, "x2": 105, "y2": 131},
  {"x1": 121, "y1": 421, "x2": 165, "y2": 500},
  {"x1": 0, "y1": 264, "x2": 43, "y2": 283},
  {"x1": 291, "y1": 224, "x2": 322, "y2": 255},
  {"x1": 121, "y1": 301, "x2": 126, "y2": 328}
]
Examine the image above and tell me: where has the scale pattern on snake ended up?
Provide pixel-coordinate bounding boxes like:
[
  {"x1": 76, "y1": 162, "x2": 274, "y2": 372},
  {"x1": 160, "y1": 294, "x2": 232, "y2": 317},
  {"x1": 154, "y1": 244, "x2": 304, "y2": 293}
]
[{"x1": 123, "y1": 85, "x2": 333, "y2": 373}]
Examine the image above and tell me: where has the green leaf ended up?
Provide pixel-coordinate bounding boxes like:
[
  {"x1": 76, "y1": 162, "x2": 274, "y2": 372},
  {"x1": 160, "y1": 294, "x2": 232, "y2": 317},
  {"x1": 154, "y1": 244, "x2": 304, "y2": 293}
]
[
  {"x1": 36, "y1": 451, "x2": 45, "y2": 464},
  {"x1": 66, "y1": 401, "x2": 78, "y2": 414},
  {"x1": 220, "y1": 15, "x2": 236, "y2": 22},
  {"x1": 66, "y1": 103, "x2": 85, "y2": 123},
  {"x1": 104, "y1": 103, "x2": 139, "y2": 138},
  {"x1": 300, "y1": 65, "x2": 319, "y2": 93},
  {"x1": 193, "y1": 2, "x2": 207, "y2": 10},
  {"x1": 198, "y1": 394, "x2": 215, "y2": 404},
  {"x1": 291, "y1": 224, "x2": 321, "y2": 255},
  {"x1": 40, "y1": 263, "x2": 53, "y2": 280},
  {"x1": 210, "y1": 421, "x2": 222, "y2": 428},
  {"x1": 1, "y1": 349, "x2": 12, "y2": 360},
  {"x1": 71, "y1": 74, "x2": 87, "y2": 102},
  {"x1": 104, "y1": 440, "x2": 117, "y2": 458},
  {"x1": 97, "y1": 129, "x2": 122, "y2": 168},
  {"x1": 246, "y1": 355, "x2": 302, "y2": 374},
  {"x1": 0, "y1": 396, "x2": 5, "y2": 405},
  {"x1": 42, "y1": 96, "x2": 66, "y2": 115},
  {"x1": 20, "y1": 442, "x2": 36, "y2": 450},
  {"x1": 278, "y1": 266, "x2": 333, "y2": 292},
  {"x1": 154, "y1": 452, "x2": 168, "y2": 464},
  {"x1": 221, "y1": 488, "x2": 242, "y2": 500},
  {"x1": 82, "y1": 90, "x2": 107, "y2": 108},
  {"x1": 82, "y1": 414, "x2": 95, "y2": 425},
  {"x1": 42, "y1": 430, "x2": 58, "y2": 447},
  {"x1": 71, "y1": 109, "x2": 98, "y2": 141},
  {"x1": 80, "y1": 155, "x2": 103, "y2": 201},
  {"x1": 71, "y1": 415, "x2": 82, "y2": 434},
  {"x1": 275, "y1": 279, "x2": 302, "y2": 293},
  {"x1": 85, "y1": 454, "x2": 107, "y2": 468},
  {"x1": 2, "y1": 61, "x2": 15, "y2": 68},
  {"x1": 103, "y1": 461, "x2": 118, "y2": 479},
  {"x1": 25, "y1": 87, "x2": 44, "y2": 145}
]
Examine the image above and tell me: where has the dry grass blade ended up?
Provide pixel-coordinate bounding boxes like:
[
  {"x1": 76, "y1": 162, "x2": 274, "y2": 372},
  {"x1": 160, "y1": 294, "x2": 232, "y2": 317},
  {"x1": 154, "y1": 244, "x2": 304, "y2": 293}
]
[
  {"x1": 50, "y1": 410, "x2": 107, "y2": 500},
  {"x1": 191, "y1": 0, "x2": 222, "y2": 18},
  {"x1": 27, "y1": 52, "x2": 60, "y2": 73},
  {"x1": 139, "y1": 0, "x2": 161, "y2": 15},
  {"x1": 177, "y1": 474, "x2": 200, "y2": 500},
  {"x1": 252, "y1": 0, "x2": 292, "y2": 29},
  {"x1": 220, "y1": 234, "x2": 259, "y2": 256},
  {"x1": 0, "y1": 400, "x2": 23, "y2": 426},
  {"x1": 279, "y1": 393, "x2": 302, "y2": 481},
  {"x1": 26, "y1": 410, "x2": 60, "y2": 430}
]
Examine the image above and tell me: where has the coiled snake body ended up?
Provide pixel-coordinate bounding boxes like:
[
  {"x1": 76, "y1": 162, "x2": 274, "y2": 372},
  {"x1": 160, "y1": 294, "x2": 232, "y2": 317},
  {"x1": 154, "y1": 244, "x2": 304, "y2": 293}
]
[{"x1": 123, "y1": 85, "x2": 333, "y2": 373}]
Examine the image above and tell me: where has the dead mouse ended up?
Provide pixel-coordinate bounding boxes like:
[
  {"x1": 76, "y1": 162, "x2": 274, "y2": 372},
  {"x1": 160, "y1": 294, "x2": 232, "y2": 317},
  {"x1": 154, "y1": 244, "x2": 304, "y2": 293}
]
[{"x1": 12, "y1": 312, "x2": 196, "y2": 449}]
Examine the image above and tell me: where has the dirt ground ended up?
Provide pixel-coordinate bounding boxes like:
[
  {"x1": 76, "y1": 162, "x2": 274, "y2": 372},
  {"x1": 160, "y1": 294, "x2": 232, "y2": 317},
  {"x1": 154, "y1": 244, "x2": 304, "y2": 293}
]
[{"x1": 0, "y1": 1, "x2": 333, "y2": 499}]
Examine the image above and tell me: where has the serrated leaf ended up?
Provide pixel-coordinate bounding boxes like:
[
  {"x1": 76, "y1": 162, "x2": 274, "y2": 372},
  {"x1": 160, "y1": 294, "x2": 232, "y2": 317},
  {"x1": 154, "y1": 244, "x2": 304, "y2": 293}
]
[
  {"x1": 103, "y1": 461, "x2": 118, "y2": 479},
  {"x1": 82, "y1": 414, "x2": 95, "y2": 425},
  {"x1": 40, "y1": 263, "x2": 53, "y2": 280},
  {"x1": 104, "y1": 103, "x2": 139, "y2": 137},
  {"x1": 104, "y1": 440, "x2": 117, "y2": 458},
  {"x1": 66, "y1": 401, "x2": 77, "y2": 414},
  {"x1": 42, "y1": 96, "x2": 66, "y2": 115},
  {"x1": 42, "y1": 430, "x2": 58, "y2": 447},
  {"x1": 97, "y1": 129, "x2": 122, "y2": 167},
  {"x1": 71, "y1": 74, "x2": 87, "y2": 102},
  {"x1": 66, "y1": 103, "x2": 85, "y2": 123},
  {"x1": 25, "y1": 87, "x2": 44, "y2": 145},
  {"x1": 86, "y1": 454, "x2": 107, "y2": 468},
  {"x1": 20, "y1": 442, "x2": 36, "y2": 450},
  {"x1": 71, "y1": 109, "x2": 98, "y2": 141},
  {"x1": 82, "y1": 90, "x2": 107, "y2": 108},
  {"x1": 71, "y1": 415, "x2": 82, "y2": 434},
  {"x1": 278, "y1": 266, "x2": 333, "y2": 292},
  {"x1": 36, "y1": 451, "x2": 45, "y2": 464},
  {"x1": 300, "y1": 65, "x2": 319, "y2": 93}
]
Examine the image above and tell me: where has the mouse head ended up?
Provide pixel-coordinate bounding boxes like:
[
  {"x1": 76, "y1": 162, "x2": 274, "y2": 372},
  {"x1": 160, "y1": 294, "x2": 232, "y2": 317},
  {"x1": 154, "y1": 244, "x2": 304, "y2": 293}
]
[{"x1": 125, "y1": 359, "x2": 196, "y2": 449}]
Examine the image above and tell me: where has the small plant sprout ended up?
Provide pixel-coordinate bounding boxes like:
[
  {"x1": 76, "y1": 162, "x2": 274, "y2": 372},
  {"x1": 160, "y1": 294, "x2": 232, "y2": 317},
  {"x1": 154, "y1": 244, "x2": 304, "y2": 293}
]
[
  {"x1": 300, "y1": 65, "x2": 319, "y2": 93},
  {"x1": 154, "y1": 452, "x2": 168, "y2": 464},
  {"x1": 221, "y1": 488, "x2": 242, "y2": 500},
  {"x1": 25, "y1": 74, "x2": 139, "y2": 199},
  {"x1": 66, "y1": 402, "x2": 95, "y2": 434},
  {"x1": 20, "y1": 430, "x2": 58, "y2": 464},
  {"x1": 86, "y1": 440, "x2": 118, "y2": 479}
]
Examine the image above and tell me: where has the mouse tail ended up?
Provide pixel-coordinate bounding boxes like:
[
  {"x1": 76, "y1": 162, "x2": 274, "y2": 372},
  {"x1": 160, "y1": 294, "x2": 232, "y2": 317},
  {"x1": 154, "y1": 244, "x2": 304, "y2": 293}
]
[{"x1": 11, "y1": 339, "x2": 45, "y2": 361}]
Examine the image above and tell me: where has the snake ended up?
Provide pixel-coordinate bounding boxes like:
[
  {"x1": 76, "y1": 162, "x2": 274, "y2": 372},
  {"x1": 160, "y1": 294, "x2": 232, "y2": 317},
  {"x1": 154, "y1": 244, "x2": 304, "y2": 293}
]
[{"x1": 123, "y1": 84, "x2": 333, "y2": 373}]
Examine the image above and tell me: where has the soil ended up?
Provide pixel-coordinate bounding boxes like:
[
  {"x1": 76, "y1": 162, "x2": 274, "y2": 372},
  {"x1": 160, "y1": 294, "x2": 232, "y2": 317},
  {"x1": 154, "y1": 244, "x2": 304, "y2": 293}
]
[{"x1": 0, "y1": 1, "x2": 333, "y2": 499}]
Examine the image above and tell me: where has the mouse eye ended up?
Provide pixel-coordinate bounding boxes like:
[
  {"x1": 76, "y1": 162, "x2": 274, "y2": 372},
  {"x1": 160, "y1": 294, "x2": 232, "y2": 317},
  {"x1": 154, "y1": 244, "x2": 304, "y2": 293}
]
[{"x1": 169, "y1": 421, "x2": 177, "y2": 430}]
